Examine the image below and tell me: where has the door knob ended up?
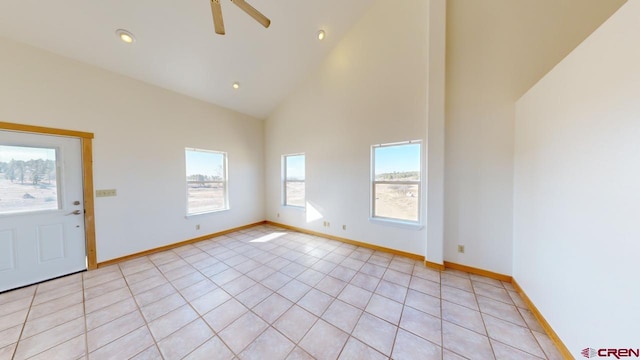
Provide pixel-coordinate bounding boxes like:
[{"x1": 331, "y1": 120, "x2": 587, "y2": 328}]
[{"x1": 66, "y1": 210, "x2": 82, "y2": 216}]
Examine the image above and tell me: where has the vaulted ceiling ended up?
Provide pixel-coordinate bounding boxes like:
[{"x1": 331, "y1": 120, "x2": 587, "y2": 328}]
[{"x1": 0, "y1": 0, "x2": 375, "y2": 118}]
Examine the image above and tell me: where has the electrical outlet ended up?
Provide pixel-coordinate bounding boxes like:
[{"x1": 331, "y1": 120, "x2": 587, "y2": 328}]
[
  {"x1": 196, "y1": 224, "x2": 200, "y2": 230},
  {"x1": 457, "y1": 245, "x2": 465, "y2": 253},
  {"x1": 277, "y1": 213, "x2": 280, "y2": 218},
  {"x1": 96, "y1": 189, "x2": 117, "y2": 197},
  {"x1": 342, "y1": 225, "x2": 346, "y2": 230}
]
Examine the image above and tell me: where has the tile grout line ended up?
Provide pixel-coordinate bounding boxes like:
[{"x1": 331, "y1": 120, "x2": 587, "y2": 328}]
[
  {"x1": 343, "y1": 253, "x2": 431, "y2": 358},
  {"x1": 79, "y1": 271, "x2": 138, "y2": 351},
  {"x1": 226, "y1": 232, "x2": 355, "y2": 357},
  {"x1": 390, "y1": 269, "x2": 413, "y2": 359},
  {"x1": 173, "y1": 243, "x2": 263, "y2": 359},
  {"x1": 4, "y1": 225, "x2": 554, "y2": 360},
  {"x1": 81, "y1": 273, "x2": 88, "y2": 360},
  {"x1": 117, "y1": 262, "x2": 164, "y2": 359},
  {"x1": 527, "y1": 318, "x2": 553, "y2": 359},
  {"x1": 392, "y1": 268, "x2": 445, "y2": 358},
  {"x1": 439, "y1": 271, "x2": 483, "y2": 359},
  {"x1": 269, "y1": 241, "x2": 362, "y2": 356},
  {"x1": 165, "y1": 243, "x2": 240, "y2": 351},
  {"x1": 385, "y1": 259, "x2": 418, "y2": 359},
  {"x1": 165, "y1": 236, "x2": 323, "y2": 357},
  {"x1": 97, "y1": 262, "x2": 164, "y2": 359},
  {"x1": 334, "y1": 251, "x2": 378, "y2": 360},
  {"x1": 497, "y1": 278, "x2": 556, "y2": 360},
  {"x1": 471, "y1": 271, "x2": 498, "y2": 360},
  {"x1": 475, "y1": 292, "x2": 532, "y2": 328},
  {"x1": 14, "y1": 276, "x2": 85, "y2": 360},
  {"x1": 205, "y1": 243, "x2": 304, "y2": 355},
  {"x1": 260, "y1": 250, "x2": 322, "y2": 357},
  {"x1": 191, "y1": 237, "x2": 297, "y2": 354},
  {"x1": 10, "y1": 285, "x2": 37, "y2": 360},
  {"x1": 224, "y1": 231, "x2": 343, "y2": 356},
  {"x1": 478, "y1": 278, "x2": 550, "y2": 359},
  {"x1": 142, "y1": 248, "x2": 221, "y2": 359},
  {"x1": 219, "y1": 234, "x2": 335, "y2": 357},
  {"x1": 472, "y1": 272, "x2": 547, "y2": 359}
]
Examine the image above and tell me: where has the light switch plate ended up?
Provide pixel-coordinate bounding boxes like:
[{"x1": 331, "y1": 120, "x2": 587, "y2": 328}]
[{"x1": 96, "y1": 189, "x2": 117, "y2": 197}]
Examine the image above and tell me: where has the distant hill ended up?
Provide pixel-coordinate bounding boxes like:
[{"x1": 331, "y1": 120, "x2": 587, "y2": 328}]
[{"x1": 375, "y1": 171, "x2": 419, "y2": 181}]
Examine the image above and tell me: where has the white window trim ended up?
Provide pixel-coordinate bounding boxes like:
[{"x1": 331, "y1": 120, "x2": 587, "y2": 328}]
[
  {"x1": 185, "y1": 148, "x2": 229, "y2": 216},
  {"x1": 282, "y1": 153, "x2": 305, "y2": 208},
  {"x1": 370, "y1": 140, "x2": 423, "y2": 227}
]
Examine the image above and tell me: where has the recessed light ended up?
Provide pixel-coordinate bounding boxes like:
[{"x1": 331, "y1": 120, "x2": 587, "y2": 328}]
[
  {"x1": 115, "y1": 29, "x2": 136, "y2": 44},
  {"x1": 317, "y1": 30, "x2": 325, "y2": 41},
  {"x1": 232, "y1": 82, "x2": 240, "y2": 89}
]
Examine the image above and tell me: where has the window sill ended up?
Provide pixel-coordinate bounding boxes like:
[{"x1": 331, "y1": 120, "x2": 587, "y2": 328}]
[
  {"x1": 369, "y1": 217, "x2": 424, "y2": 230},
  {"x1": 185, "y1": 208, "x2": 230, "y2": 218}
]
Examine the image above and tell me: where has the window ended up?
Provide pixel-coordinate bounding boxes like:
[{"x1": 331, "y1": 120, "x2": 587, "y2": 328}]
[
  {"x1": 0, "y1": 145, "x2": 59, "y2": 214},
  {"x1": 283, "y1": 154, "x2": 305, "y2": 207},
  {"x1": 185, "y1": 148, "x2": 228, "y2": 215},
  {"x1": 371, "y1": 141, "x2": 421, "y2": 223}
]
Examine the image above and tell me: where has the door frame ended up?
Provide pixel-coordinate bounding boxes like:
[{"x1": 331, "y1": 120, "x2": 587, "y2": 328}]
[{"x1": 0, "y1": 121, "x2": 97, "y2": 270}]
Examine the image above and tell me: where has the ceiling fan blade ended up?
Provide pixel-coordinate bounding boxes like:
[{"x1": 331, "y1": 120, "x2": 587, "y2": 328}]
[
  {"x1": 211, "y1": 0, "x2": 225, "y2": 35},
  {"x1": 230, "y1": 0, "x2": 271, "y2": 28}
]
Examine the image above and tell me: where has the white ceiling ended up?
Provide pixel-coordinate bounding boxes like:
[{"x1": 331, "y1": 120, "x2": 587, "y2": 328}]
[{"x1": 0, "y1": 0, "x2": 375, "y2": 119}]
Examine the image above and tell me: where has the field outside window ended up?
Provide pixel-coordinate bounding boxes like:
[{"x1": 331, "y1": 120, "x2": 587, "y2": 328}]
[
  {"x1": 372, "y1": 141, "x2": 421, "y2": 223},
  {"x1": 185, "y1": 148, "x2": 228, "y2": 215},
  {"x1": 283, "y1": 154, "x2": 305, "y2": 207},
  {"x1": 0, "y1": 145, "x2": 59, "y2": 215}
]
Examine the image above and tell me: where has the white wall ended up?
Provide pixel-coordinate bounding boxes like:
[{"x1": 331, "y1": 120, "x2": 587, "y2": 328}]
[
  {"x1": 0, "y1": 37, "x2": 264, "y2": 262},
  {"x1": 444, "y1": 0, "x2": 625, "y2": 275},
  {"x1": 514, "y1": 1, "x2": 640, "y2": 354},
  {"x1": 264, "y1": 0, "x2": 433, "y2": 256}
]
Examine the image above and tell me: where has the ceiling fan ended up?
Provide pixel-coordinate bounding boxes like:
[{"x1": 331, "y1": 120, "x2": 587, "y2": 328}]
[{"x1": 210, "y1": 0, "x2": 271, "y2": 35}]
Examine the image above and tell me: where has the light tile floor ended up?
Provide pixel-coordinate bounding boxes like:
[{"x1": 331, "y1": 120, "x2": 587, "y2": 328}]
[{"x1": 0, "y1": 225, "x2": 563, "y2": 360}]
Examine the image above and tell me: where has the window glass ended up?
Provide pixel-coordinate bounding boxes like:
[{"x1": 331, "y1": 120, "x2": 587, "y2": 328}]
[
  {"x1": 284, "y1": 154, "x2": 305, "y2": 207},
  {"x1": 0, "y1": 145, "x2": 59, "y2": 215},
  {"x1": 372, "y1": 142, "x2": 421, "y2": 223},
  {"x1": 186, "y1": 148, "x2": 228, "y2": 214}
]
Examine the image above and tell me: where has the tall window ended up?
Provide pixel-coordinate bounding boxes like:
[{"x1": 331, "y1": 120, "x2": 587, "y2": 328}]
[
  {"x1": 283, "y1": 154, "x2": 305, "y2": 207},
  {"x1": 185, "y1": 148, "x2": 228, "y2": 215},
  {"x1": 371, "y1": 141, "x2": 421, "y2": 223}
]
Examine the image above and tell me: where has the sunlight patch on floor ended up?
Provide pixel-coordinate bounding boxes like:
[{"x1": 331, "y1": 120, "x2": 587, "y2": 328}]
[{"x1": 249, "y1": 232, "x2": 287, "y2": 243}]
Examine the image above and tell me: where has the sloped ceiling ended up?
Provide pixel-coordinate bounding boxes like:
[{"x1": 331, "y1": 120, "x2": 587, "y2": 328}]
[
  {"x1": 0, "y1": 0, "x2": 627, "y2": 120},
  {"x1": 446, "y1": 0, "x2": 628, "y2": 102},
  {"x1": 0, "y1": 0, "x2": 375, "y2": 119}
]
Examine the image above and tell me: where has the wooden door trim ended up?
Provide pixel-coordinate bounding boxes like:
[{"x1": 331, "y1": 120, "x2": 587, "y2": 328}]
[
  {"x1": 0, "y1": 122, "x2": 94, "y2": 140},
  {"x1": 0, "y1": 121, "x2": 98, "y2": 270}
]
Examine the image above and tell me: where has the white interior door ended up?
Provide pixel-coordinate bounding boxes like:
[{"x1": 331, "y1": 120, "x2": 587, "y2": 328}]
[{"x1": 0, "y1": 130, "x2": 86, "y2": 292}]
